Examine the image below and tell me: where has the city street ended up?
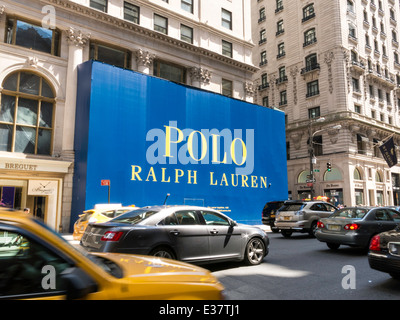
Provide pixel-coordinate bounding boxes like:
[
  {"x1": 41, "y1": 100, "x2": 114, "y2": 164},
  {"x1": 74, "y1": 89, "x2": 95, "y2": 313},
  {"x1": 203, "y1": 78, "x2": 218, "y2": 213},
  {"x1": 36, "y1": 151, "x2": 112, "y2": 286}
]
[
  {"x1": 66, "y1": 228, "x2": 400, "y2": 300},
  {"x1": 207, "y1": 231, "x2": 400, "y2": 300}
]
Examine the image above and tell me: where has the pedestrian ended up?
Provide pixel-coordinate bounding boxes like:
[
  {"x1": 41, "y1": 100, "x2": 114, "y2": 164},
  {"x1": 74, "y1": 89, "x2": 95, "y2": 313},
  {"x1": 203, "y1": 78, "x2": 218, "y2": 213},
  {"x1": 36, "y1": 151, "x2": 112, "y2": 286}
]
[{"x1": 23, "y1": 208, "x2": 30, "y2": 214}]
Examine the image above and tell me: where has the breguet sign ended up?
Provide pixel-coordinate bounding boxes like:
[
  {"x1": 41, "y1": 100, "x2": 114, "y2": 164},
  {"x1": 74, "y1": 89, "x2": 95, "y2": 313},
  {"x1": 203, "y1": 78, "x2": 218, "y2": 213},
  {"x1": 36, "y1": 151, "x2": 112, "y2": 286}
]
[{"x1": 70, "y1": 61, "x2": 288, "y2": 229}]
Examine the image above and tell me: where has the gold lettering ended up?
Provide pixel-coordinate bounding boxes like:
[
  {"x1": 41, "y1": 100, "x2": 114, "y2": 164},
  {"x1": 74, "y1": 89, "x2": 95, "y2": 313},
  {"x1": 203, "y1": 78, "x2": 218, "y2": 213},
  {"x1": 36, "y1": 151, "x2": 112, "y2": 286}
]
[
  {"x1": 251, "y1": 175, "x2": 258, "y2": 188},
  {"x1": 211, "y1": 134, "x2": 227, "y2": 164},
  {"x1": 131, "y1": 165, "x2": 142, "y2": 181},
  {"x1": 187, "y1": 170, "x2": 197, "y2": 184},
  {"x1": 175, "y1": 169, "x2": 184, "y2": 183},
  {"x1": 209, "y1": 172, "x2": 218, "y2": 185},
  {"x1": 230, "y1": 138, "x2": 247, "y2": 166},
  {"x1": 164, "y1": 125, "x2": 184, "y2": 158},
  {"x1": 187, "y1": 130, "x2": 207, "y2": 161},
  {"x1": 260, "y1": 176, "x2": 267, "y2": 188},
  {"x1": 241, "y1": 175, "x2": 249, "y2": 187},
  {"x1": 161, "y1": 168, "x2": 170, "y2": 183},
  {"x1": 146, "y1": 167, "x2": 157, "y2": 182},
  {"x1": 220, "y1": 173, "x2": 228, "y2": 186},
  {"x1": 231, "y1": 174, "x2": 239, "y2": 187}
]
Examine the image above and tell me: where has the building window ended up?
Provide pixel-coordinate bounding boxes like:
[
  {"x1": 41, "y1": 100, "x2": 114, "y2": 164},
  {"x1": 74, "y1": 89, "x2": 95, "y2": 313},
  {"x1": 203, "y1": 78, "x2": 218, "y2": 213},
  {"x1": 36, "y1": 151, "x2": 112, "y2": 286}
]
[
  {"x1": 0, "y1": 71, "x2": 55, "y2": 155},
  {"x1": 308, "y1": 106, "x2": 320, "y2": 119},
  {"x1": 304, "y1": 28, "x2": 317, "y2": 47},
  {"x1": 221, "y1": 9, "x2": 232, "y2": 30},
  {"x1": 306, "y1": 80, "x2": 319, "y2": 97},
  {"x1": 154, "y1": 14, "x2": 168, "y2": 34},
  {"x1": 276, "y1": 20, "x2": 284, "y2": 36},
  {"x1": 302, "y1": 4, "x2": 315, "y2": 22},
  {"x1": 259, "y1": 8, "x2": 266, "y2": 22},
  {"x1": 181, "y1": 0, "x2": 193, "y2": 13},
  {"x1": 277, "y1": 43, "x2": 285, "y2": 58},
  {"x1": 279, "y1": 90, "x2": 287, "y2": 106},
  {"x1": 180, "y1": 24, "x2": 193, "y2": 44},
  {"x1": 354, "y1": 104, "x2": 361, "y2": 113},
  {"x1": 347, "y1": 0, "x2": 354, "y2": 13},
  {"x1": 276, "y1": 0, "x2": 283, "y2": 12},
  {"x1": 153, "y1": 60, "x2": 186, "y2": 84},
  {"x1": 90, "y1": 42, "x2": 131, "y2": 69},
  {"x1": 262, "y1": 96, "x2": 269, "y2": 107},
  {"x1": 90, "y1": 0, "x2": 108, "y2": 12},
  {"x1": 6, "y1": 18, "x2": 61, "y2": 56},
  {"x1": 357, "y1": 134, "x2": 368, "y2": 154},
  {"x1": 354, "y1": 168, "x2": 362, "y2": 180},
  {"x1": 259, "y1": 29, "x2": 267, "y2": 44},
  {"x1": 261, "y1": 73, "x2": 269, "y2": 89},
  {"x1": 222, "y1": 40, "x2": 232, "y2": 57},
  {"x1": 260, "y1": 51, "x2": 267, "y2": 66},
  {"x1": 352, "y1": 78, "x2": 360, "y2": 92},
  {"x1": 222, "y1": 79, "x2": 233, "y2": 97},
  {"x1": 124, "y1": 2, "x2": 140, "y2": 24},
  {"x1": 302, "y1": 53, "x2": 319, "y2": 73},
  {"x1": 278, "y1": 66, "x2": 286, "y2": 82}
]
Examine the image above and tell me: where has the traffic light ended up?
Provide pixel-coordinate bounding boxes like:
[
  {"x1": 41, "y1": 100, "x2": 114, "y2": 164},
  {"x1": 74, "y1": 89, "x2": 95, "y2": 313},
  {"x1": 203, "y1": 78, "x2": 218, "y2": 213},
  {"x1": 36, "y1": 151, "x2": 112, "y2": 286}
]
[{"x1": 327, "y1": 162, "x2": 332, "y2": 172}]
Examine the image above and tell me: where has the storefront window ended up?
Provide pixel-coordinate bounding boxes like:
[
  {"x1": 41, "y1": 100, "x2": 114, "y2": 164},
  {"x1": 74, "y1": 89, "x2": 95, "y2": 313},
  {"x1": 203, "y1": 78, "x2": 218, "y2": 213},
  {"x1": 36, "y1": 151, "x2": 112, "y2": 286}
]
[
  {"x1": 355, "y1": 189, "x2": 364, "y2": 205},
  {"x1": 376, "y1": 190, "x2": 384, "y2": 206},
  {"x1": 0, "y1": 71, "x2": 55, "y2": 155},
  {"x1": 153, "y1": 60, "x2": 186, "y2": 84},
  {"x1": 0, "y1": 186, "x2": 22, "y2": 209}
]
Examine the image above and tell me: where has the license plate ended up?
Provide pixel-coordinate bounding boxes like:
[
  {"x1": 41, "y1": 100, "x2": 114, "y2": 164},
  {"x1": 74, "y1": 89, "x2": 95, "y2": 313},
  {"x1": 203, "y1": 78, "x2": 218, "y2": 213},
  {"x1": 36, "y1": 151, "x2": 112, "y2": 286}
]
[
  {"x1": 284, "y1": 216, "x2": 291, "y2": 221},
  {"x1": 327, "y1": 224, "x2": 341, "y2": 231}
]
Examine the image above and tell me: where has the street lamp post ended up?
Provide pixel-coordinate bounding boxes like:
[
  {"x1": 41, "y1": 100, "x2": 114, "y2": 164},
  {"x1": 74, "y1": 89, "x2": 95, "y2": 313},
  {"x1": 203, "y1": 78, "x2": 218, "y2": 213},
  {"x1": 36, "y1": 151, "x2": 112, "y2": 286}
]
[{"x1": 307, "y1": 117, "x2": 341, "y2": 200}]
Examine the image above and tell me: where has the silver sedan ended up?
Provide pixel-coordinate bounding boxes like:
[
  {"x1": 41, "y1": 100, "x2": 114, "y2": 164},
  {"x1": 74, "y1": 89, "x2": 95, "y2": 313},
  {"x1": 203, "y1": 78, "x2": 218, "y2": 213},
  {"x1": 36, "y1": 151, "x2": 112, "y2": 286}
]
[{"x1": 80, "y1": 205, "x2": 269, "y2": 265}]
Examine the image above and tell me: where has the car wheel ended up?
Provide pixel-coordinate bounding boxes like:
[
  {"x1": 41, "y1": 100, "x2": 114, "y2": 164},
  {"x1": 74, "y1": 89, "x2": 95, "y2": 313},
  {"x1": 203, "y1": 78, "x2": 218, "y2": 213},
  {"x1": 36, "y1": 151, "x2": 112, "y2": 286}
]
[
  {"x1": 150, "y1": 246, "x2": 175, "y2": 260},
  {"x1": 309, "y1": 221, "x2": 318, "y2": 237},
  {"x1": 281, "y1": 230, "x2": 292, "y2": 238},
  {"x1": 327, "y1": 242, "x2": 340, "y2": 250},
  {"x1": 244, "y1": 237, "x2": 265, "y2": 265}
]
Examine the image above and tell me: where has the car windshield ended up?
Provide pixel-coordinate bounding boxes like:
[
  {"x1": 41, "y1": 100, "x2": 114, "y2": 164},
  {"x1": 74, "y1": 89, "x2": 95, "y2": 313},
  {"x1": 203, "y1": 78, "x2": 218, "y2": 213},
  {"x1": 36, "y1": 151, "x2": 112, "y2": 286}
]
[
  {"x1": 111, "y1": 209, "x2": 160, "y2": 224},
  {"x1": 331, "y1": 208, "x2": 368, "y2": 219},
  {"x1": 279, "y1": 203, "x2": 304, "y2": 211}
]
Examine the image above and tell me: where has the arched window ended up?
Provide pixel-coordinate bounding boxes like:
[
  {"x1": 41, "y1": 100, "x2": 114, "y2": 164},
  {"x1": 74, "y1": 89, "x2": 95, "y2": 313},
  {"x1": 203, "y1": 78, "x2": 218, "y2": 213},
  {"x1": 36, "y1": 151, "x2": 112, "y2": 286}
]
[
  {"x1": 0, "y1": 71, "x2": 55, "y2": 155},
  {"x1": 298, "y1": 170, "x2": 309, "y2": 183},
  {"x1": 375, "y1": 171, "x2": 383, "y2": 182},
  {"x1": 324, "y1": 168, "x2": 343, "y2": 181},
  {"x1": 353, "y1": 168, "x2": 362, "y2": 180}
]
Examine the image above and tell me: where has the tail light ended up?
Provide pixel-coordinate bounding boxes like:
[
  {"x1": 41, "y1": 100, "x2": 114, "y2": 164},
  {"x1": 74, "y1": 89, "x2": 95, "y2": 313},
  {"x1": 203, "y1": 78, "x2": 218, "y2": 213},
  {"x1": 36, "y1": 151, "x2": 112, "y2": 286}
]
[
  {"x1": 101, "y1": 231, "x2": 123, "y2": 241},
  {"x1": 317, "y1": 221, "x2": 325, "y2": 229},
  {"x1": 369, "y1": 235, "x2": 381, "y2": 251},
  {"x1": 344, "y1": 223, "x2": 360, "y2": 230}
]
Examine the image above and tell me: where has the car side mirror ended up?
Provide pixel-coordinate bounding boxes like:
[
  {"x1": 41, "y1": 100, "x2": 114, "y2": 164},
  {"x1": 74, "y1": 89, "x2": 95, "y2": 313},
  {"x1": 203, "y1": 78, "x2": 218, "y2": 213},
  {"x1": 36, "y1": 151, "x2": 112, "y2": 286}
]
[
  {"x1": 229, "y1": 220, "x2": 237, "y2": 227},
  {"x1": 61, "y1": 267, "x2": 98, "y2": 300}
]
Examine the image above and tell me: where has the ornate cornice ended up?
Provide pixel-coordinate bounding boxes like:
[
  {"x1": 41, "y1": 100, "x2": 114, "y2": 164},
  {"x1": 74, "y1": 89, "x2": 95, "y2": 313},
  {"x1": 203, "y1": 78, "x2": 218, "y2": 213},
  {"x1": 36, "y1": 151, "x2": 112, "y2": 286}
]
[{"x1": 41, "y1": 0, "x2": 258, "y2": 73}]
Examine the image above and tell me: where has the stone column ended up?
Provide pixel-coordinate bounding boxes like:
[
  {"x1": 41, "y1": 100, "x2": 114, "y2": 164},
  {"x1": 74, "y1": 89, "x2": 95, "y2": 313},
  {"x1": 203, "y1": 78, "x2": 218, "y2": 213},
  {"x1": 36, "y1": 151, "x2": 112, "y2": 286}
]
[
  {"x1": 136, "y1": 49, "x2": 155, "y2": 74},
  {"x1": 189, "y1": 67, "x2": 211, "y2": 88},
  {"x1": 62, "y1": 27, "x2": 90, "y2": 158}
]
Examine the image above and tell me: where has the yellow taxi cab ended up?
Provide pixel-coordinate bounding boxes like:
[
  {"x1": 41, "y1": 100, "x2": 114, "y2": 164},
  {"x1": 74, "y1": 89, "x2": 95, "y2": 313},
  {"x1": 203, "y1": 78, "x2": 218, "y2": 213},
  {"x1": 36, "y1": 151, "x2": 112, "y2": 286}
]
[
  {"x1": 72, "y1": 204, "x2": 136, "y2": 240},
  {"x1": 0, "y1": 210, "x2": 225, "y2": 300}
]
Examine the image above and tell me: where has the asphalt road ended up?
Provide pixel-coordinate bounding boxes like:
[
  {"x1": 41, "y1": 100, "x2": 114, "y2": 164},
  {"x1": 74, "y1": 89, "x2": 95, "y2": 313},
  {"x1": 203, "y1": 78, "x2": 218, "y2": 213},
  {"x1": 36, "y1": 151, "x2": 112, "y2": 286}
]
[{"x1": 207, "y1": 231, "x2": 400, "y2": 300}]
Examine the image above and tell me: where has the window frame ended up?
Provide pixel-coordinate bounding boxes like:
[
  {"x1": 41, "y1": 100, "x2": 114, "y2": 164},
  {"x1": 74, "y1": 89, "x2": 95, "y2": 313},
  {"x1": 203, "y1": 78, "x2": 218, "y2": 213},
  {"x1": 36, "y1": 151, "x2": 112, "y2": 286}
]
[{"x1": 154, "y1": 13, "x2": 168, "y2": 35}]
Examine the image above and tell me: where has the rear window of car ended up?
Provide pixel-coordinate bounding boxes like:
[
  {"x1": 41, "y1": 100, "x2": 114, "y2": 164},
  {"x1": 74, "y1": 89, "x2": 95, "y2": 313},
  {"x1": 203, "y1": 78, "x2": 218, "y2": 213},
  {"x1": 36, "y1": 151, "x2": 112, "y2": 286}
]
[
  {"x1": 331, "y1": 208, "x2": 367, "y2": 219},
  {"x1": 111, "y1": 209, "x2": 159, "y2": 224},
  {"x1": 279, "y1": 203, "x2": 304, "y2": 212},
  {"x1": 263, "y1": 202, "x2": 284, "y2": 213}
]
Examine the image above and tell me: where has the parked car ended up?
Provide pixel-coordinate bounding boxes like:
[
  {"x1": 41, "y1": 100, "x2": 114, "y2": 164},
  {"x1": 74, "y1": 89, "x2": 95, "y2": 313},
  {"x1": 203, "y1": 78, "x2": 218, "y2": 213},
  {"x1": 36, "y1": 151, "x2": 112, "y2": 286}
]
[
  {"x1": 368, "y1": 225, "x2": 400, "y2": 280},
  {"x1": 81, "y1": 205, "x2": 269, "y2": 266},
  {"x1": 262, "y1": 200, "x2": 285, "y2": 232},
  {"x1": 316, "y1": 206, "x2": 400, "y2": 250},
  {"x1": 274, "y1": 200, "x2": 337, "y2": 238},
  {"x1": 0, "y1": 209, "x2": 224, "y2": 299},
  {"x1": 73, "y1": 204, "x2": 137, "y2": 240}
]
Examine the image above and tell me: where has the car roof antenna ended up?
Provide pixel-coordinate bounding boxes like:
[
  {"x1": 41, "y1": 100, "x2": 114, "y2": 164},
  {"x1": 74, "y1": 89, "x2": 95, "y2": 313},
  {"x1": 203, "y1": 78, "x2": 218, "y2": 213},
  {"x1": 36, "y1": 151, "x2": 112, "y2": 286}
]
[{"x1": 163, "y1": 193, "x2": 170, "y2": 206}]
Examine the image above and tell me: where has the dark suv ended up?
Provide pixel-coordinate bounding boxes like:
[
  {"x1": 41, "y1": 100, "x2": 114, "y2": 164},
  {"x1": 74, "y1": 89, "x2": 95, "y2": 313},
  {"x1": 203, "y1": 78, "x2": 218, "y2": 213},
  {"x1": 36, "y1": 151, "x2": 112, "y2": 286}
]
[{"x1": 262, "y1": 201, "x2": 285, "y2": 232}]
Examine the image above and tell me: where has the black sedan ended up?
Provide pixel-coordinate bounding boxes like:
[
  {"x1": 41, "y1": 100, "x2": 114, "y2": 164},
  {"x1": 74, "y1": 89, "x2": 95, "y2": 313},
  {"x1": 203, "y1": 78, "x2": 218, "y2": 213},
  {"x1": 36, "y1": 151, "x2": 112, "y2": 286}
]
[
  {"x1": 368, "y1": 226, "x2": 400, "y2": 280},
  {"x1": 315, "y1": 206, "x2": 400, "y2": 250},
  {"x1": 80, "y1": 205, "x2": 269, "y2": 266}
]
